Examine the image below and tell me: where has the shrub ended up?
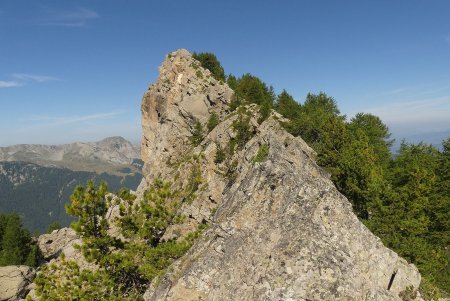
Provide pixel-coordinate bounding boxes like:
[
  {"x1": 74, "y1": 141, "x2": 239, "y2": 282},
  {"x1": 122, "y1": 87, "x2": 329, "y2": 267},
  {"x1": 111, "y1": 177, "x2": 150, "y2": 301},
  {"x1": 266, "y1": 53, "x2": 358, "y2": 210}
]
[
  {"x1": 46, "y1": 221, "x2": 61, "y2": 233},
  {"x1": 117, "y1": 188, "x2": 137, "y2": 202},
  {"x1": 258, "y1": 101, "x2": 271, "y2": 123},
  {"x1": 207, "y1": 112, "x2": 219, "y2": 132},
  {"x1": 233, "y1": 115, "x2": 253, "y2": 148},
  {"x1": 214, "y1": 143, "x2": 226, "y2": 164},
  {"x1": 46, "y1": 178, "x2": 209, "y2": 300},
  {"x1": 252, "y1": 144, "x2": 269, "y2": 164},
  {"x1": 191, "y1": 120, "x2": 204, "y2": 146}
]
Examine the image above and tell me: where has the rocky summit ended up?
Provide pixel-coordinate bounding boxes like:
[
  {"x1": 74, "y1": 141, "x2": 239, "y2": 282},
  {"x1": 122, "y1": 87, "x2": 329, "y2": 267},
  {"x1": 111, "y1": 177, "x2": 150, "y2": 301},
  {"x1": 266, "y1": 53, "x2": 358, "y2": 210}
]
[
  {"x1": 1, "y1": 49, "x2": 428, "y2": 301},
  {"x1": 139, "y1": 49, "x2": 423, "y2": 300}
]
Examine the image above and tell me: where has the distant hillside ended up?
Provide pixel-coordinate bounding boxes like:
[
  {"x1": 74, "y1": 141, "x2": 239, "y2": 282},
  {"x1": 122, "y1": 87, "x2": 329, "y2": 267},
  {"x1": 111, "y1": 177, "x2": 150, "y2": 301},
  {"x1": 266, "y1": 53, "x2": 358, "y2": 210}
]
[
  {"x1": 0, "y1": 137, "x2": 143, "y2": 234},
  {"x1": 0, "y1": 136, "x2": 142, "y2": 176},
  {"x1": 0, "y1": 161, "x2": 142, "y2": 234}
]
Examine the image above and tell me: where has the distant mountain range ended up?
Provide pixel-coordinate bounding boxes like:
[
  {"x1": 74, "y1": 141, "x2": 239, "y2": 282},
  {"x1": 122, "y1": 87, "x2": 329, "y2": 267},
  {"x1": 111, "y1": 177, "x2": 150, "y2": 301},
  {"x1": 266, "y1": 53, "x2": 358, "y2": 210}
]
[
  {"x1": 0, "y1": 137, "x2": 143, "y2": 233},
  {"x1": 0, "y1": 136, "x2": 142, "y2": 176}
]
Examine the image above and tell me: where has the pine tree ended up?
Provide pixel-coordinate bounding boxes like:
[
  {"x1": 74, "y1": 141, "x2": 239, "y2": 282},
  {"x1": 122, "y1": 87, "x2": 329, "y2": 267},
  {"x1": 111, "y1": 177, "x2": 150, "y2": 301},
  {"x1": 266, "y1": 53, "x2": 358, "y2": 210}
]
[
  {"x1": 348, "y1": 113, "x2": 393, "y2": 167},
  {"x1": 66, "y1": 180, "x2": 108, "y2": 239},
  {"x1": 275, "y1": 90, "x2": 301, "y2": 120},
  {"x1": 0, "y1": 213, "x2": 30, "y2": 266},
  {"x1": 192, "y1": 52, "x2": 226, "y2": 81}
]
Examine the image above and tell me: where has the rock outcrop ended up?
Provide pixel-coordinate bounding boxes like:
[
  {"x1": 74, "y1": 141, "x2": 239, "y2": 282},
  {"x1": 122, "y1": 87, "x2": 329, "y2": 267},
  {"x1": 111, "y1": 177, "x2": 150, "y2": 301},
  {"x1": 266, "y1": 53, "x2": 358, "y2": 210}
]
[
  {"x1": 140, "y1": 50, "x2": 424, "y2": 300},
  {"x1": 141, "y1": 49, "x2": 233, "y2": 182},
  {"x1": 38, "y1": 228, "x2": 84, "y2": 263},
  {"x1": 0, "y1": 266, "x2": 35, "y2": 301}
]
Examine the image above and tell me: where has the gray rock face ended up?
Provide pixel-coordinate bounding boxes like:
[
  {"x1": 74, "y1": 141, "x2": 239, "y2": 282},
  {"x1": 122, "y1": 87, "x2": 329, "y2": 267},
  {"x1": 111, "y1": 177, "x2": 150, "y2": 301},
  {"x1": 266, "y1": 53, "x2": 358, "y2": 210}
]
[
  {"x1": 38, "y1": 227, "x2": 81, "y2": 261},
  {"x1": 37, "y1": 227, "x2": 93, "y2": 271},
  {"x1": 141, "y1": 50, "x2": 424, "y2": 300},
  {"x1": 0, "y1": 266, "x2": 35, "y2": 301},
  {"x1": 141, "y1": 49, "x2": 234, "y2": 182}
]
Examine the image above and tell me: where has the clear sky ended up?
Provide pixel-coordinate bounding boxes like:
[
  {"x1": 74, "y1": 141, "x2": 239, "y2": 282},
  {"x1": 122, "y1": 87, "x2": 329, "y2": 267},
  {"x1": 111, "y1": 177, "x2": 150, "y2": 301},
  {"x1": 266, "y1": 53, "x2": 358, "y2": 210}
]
[{"x1": 1, "y1": 1, "x2": 449, "y2": 146}]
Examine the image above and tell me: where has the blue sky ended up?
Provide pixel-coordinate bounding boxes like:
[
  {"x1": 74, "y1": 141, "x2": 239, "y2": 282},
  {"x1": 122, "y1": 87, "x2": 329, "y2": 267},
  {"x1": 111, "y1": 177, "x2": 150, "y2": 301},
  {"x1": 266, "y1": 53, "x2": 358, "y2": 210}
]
[{"x1": 1, "y1": 1, "x2": 449, "y2": 146}]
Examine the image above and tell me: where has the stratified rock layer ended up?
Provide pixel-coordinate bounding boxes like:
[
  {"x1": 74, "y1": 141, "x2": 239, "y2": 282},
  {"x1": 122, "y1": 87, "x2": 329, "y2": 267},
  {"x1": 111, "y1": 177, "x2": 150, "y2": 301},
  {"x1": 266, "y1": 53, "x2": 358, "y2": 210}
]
[{"x1": 141, "y1": 50, "x2": 423, "y2": 300}]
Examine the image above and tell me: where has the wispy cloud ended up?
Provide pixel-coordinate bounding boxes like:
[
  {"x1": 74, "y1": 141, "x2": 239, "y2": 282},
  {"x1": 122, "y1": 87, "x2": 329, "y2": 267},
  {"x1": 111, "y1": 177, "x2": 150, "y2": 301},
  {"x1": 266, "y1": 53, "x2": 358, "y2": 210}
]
[
  {"x1": 13, "y1": 73, "x2": 59, "y2": 82},
  {"x1": 0, "y1": 73, "x2": 59, "y2": 88},
  {"x1": 41, "y1": 7, "x2": 99, "y2": 27},
  {"x1": 26, "y1": 112, "x2": 121, "y2": 127},
  {"x1": 381, "y1": 88, "x2": 407, "y2": 96},
  {"x1": 0, "y1": 81, "x2": 22, "y2": 88}
]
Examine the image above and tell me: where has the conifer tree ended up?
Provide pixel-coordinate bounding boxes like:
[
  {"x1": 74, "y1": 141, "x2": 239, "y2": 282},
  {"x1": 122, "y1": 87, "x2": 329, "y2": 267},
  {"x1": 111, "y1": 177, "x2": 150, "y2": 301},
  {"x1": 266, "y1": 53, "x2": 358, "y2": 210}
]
[
  {"x1": 0, "y1": 213, "x2": 31, "y2": 266},
  {"x1": 192, "y1": 52, "x2": 226, "y2": 81}
]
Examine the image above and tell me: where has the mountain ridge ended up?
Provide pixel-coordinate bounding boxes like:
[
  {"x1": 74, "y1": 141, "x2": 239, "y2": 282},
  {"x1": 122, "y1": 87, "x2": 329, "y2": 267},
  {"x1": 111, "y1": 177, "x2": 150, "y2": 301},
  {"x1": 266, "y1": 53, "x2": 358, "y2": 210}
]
[
  {"x1": 139, "y1": 49, "x2": 424, "y2": 301},
  {"x1": 0, "y1": 136, "x2": 143, "y2": 234},
  {"x1": 0, "y1": 136, "x2": 141, "y2": 176}
]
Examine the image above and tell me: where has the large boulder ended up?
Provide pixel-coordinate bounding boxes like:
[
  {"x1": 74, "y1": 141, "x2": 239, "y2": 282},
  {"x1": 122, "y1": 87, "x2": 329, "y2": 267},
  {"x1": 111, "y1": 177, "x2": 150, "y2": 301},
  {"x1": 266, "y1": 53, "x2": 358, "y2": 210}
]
[
  {"x1": 0, "y1": 266, "x2": 35, "y2": 301},
  {"x1": 37, "y1": 227, "x2": 93, "y2": 271},
  {"x1": 38, "y1": 227, "x2": 81, "y2": 261}
]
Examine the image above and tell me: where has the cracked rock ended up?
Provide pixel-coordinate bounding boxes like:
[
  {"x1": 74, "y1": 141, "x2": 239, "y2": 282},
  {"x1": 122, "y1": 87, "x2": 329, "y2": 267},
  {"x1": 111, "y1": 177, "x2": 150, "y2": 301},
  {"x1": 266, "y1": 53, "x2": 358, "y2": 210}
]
[{"x1": 0, "y1": 266, "x2": 35, "y2": 301}]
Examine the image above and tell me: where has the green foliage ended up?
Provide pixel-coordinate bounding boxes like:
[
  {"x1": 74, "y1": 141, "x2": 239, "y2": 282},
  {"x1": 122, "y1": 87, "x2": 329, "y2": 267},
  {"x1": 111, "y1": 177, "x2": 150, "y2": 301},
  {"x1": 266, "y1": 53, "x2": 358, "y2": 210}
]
[
  {"x1": 118, "y1": 188, "x2": 137, "y2": 202},
  {"x1": 226, "y1": 74, "x2": 238, "y2": 90},
  {"x1": 335, "y1": 128, "x2": 385, "y2": 219},
  {"x1": 275, "y1": 90, "x2": 301, "y2": 120},
  {"x1": 252, "y1": 144, "x2": 270, "y2": 164},
  {"x1": 226, "y1": 73, "x2": 275, "y2": 114},
  {"x1": 229, "y1": 97, "x2": 241, "y2": 112},
  {"x1": 232, "y1": 115, "x2": 253, "y2": 148},
  {"x1": 41, "y1": 177, "x2": 209, "y2": 299},
  {"x1": 214, "y1": 143, "x2": 226, "y2": 164},
  {"x1": 420, "y1": 278, "x2": 445, "y2": 301},
  {"x1": 399, "y1": 286, "x2": 418, "y2": 301},
  {"x1": 284, "y1": 92, "x2": 344, "y2": 143},
  {"x1": 348, "y1": 113, "x2": 393, "y2": 167},
  {"x1": 136, "y1": 180, "x2": 181, "y2": 245},
  {"x1": 0, "y1": 161, "x2": 142, "y2": 234},
  {"x1": 258, "y1": 100, "x2": 272, "y2": 123},
  {"x1": 46, "y1": 221, "x2": 61, "y2": 233},
  {"x1": 207, "y1": 112, "x2": 219, "y2": 132},
  {"x1": 364, "y1": 142, "x2": 450, "y2": 296},
  {"x1": 136, "y1": 238, "x2": 193, "y2": 281},
  {"x1": 282, "y1": 93, "x2": 349, "y2": 183},
  {"x1": 191, "y1": 120, "x2": 204, "y2": 146},
  {"x1": 0, "y1": 212, "x2": 40, "y2": 267},
  {"x1": 192, "y1": 52, "x2": 225, "y2": 81},
  {"x1": 35, "y1": 258, "x2": 141, "y2": 301},
  {"x1": 66, "y1": 180, "x2": 108, "y2": 239},
  {"x1": 234, "y1": 73, "x2": 274, "y2": 106}
]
